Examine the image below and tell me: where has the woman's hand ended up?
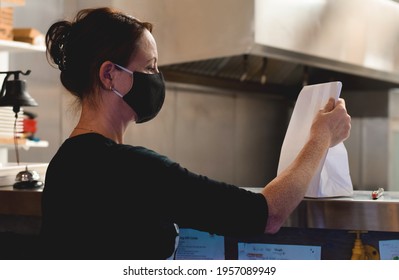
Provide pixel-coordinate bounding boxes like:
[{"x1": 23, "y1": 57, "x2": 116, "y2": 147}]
[{"x1": 310, "y1": 98, "x2": 351, "y2": 148}]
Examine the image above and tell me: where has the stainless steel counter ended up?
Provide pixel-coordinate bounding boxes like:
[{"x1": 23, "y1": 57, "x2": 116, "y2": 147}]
[
  {"x1": 289, "y1": 190, "x2": 399, "y2": 232},
  {"x1": 246, "y1": 188, "x2": 399, "y2": 232}
]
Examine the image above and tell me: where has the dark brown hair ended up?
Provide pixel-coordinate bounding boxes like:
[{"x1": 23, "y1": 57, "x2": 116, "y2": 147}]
[{"x1": 46, "y1": 7, "x2": 153, "y2": 102}]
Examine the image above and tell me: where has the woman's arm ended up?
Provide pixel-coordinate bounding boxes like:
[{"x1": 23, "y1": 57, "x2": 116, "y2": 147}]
[{"x1": 262, "y1": 98, "x2": 351, "y2": 234}]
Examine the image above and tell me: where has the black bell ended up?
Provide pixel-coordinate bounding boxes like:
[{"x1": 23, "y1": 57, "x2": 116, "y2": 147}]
[
  {"x1": 0, "y1": 70, "x2": 38, "y2": 115},
  {"x1": 0, "y1": 70, "x2": 43, "y2": 189}
]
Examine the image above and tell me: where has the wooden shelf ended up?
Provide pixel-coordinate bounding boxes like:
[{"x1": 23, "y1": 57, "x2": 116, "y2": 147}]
[{"x1": 0, "y1": 39, "x2": 45, "y2": 53}]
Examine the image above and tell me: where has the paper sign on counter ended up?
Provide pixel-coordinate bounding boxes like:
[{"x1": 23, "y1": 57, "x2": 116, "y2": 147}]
[
  {"x1": 173, "y1": 228, "x2": 225, "y2": 260},
  {"x1": 379, "y1": 240, "x2": 399, "y2": 260},
  {"x1": 238, "y1": 242, "x2": 321, "y2": 260}
]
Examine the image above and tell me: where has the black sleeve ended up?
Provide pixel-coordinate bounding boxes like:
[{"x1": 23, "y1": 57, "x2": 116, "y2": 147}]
[{"x1": 158, "y1": 160, "x2": 268, "y2": 237}]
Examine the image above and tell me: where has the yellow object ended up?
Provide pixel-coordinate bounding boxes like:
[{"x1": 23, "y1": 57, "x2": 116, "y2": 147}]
[
  {"x1": 13, "y1": 28, "x2": 44, "y2": 45},
  {"x1": 350, "y1": 231, "x2": 380, "y2": 260}
]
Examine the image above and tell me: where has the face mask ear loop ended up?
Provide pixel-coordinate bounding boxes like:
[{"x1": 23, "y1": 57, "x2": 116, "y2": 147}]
[{"x1": 110, "y1": 86, "x2": 124, "y2": 98}]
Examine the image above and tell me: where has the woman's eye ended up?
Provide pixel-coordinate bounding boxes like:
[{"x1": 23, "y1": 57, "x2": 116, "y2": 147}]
[{"x1": 147, "y1": 66, "x2": 157, "y2": 73}]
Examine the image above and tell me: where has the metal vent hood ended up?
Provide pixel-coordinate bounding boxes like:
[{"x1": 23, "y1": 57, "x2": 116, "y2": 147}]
[{"x1": 144, "y1": 0, "x2": 399, "y2": 91}]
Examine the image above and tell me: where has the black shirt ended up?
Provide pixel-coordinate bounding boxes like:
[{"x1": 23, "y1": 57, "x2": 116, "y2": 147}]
[{"x1": 41, "y1": 133, "x2": 268, "y2": 259}]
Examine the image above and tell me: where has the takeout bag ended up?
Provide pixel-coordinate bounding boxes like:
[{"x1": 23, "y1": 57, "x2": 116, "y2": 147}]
[{"x1": 277, "y1": 81, "x2": 353, "y2": 198}]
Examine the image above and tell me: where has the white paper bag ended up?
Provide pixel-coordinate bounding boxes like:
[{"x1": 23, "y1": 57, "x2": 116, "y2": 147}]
[{"x1": 277, "y1": 81, "x2": 353, "y2": 198}]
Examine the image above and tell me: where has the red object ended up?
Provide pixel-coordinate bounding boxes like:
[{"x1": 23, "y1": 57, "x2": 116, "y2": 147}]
[
  {"x1": 23, "y1": 118, "x2": 37, "y2": 134},
  {"x1": 371, "y1": 188, "x2": 384, "y2": 200}
]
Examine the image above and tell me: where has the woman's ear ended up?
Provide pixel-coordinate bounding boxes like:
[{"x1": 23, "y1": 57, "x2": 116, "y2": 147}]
[{"x1": 99, "y1": 61, "x2": 114, "y2": 90}]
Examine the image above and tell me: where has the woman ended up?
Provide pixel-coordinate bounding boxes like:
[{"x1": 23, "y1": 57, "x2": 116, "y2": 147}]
[{"x1": 41, "y1": 7, "x2": 351, "y2": 259}]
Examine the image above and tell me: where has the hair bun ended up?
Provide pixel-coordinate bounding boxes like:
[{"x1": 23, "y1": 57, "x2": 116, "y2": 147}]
[{"x1": 46, "y1": 21, "x2": 72, "y2": 71}]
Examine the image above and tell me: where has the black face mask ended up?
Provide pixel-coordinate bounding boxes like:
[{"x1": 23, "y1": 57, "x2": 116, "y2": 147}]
[{"x1": 112, "y1": 64, "x2": 166, "y2": 123}]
